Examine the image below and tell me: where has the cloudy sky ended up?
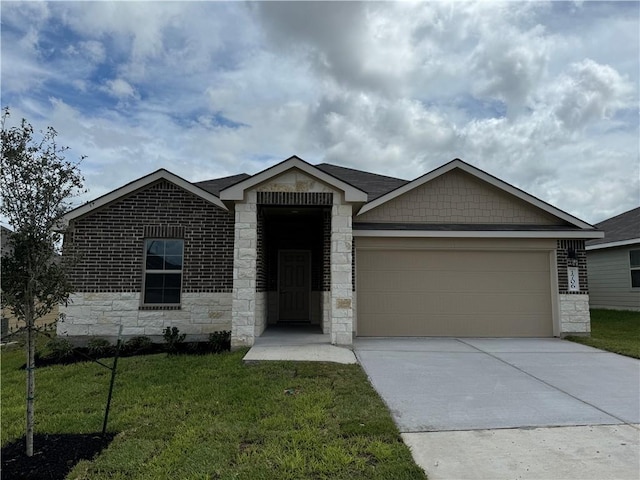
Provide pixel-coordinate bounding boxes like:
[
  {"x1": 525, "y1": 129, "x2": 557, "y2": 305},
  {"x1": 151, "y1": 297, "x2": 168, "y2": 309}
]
[{"x1": 1, "y1": 1, "x2": 638, "y2": 224}]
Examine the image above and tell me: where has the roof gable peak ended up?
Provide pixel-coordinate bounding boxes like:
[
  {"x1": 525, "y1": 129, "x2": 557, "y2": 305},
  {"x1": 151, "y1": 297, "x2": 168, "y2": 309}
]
[
  {"x1": 219, "y1": 156, "x2": 368, "y2": 202},
  {"x1": 61, "y1": 168, "x2": 228, "y2": 225},
  {"x1": 358, "y1": 158, "x2": 596, "y2": 231}
]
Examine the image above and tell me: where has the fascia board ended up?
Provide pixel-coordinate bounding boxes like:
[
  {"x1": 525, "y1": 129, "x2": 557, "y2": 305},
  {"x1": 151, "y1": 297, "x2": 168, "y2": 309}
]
[
  {"x1": 353, "y1": 229, "x2": 605, "y2": 239},
  {"x1": 586, "y1": 238, "x2": 640, "y2": 251},
  {"x1": 357, "y1": 159, "x2": 597, "y2": 231},
  {"x1": 61, "y1": 169, "x2": 227, "y2": 225},
  {"x1": 219, "y1": 157, "x2": 367, "y2": 202}
]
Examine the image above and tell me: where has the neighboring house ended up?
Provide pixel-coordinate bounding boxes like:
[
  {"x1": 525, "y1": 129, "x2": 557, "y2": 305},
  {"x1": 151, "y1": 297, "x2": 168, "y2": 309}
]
[
  {"x1": 1, "y1": 226, "x2": 60, "y2": 337},
  {"x1": 586, "y1": 207, "x2": 640, "y2": 311},
  {"x1": 58, "y1": 156, "x2": 602, "y2": 347}
]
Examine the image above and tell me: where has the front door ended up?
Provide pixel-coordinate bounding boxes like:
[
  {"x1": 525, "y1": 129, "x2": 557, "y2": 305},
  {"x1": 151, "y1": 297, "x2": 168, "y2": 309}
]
[{"x1": 278, "y1": 250, "x2": 311, "y2": 322}]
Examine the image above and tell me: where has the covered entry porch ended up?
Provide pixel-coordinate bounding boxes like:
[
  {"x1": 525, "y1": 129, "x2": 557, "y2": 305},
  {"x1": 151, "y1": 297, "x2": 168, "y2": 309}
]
[{"x1": 219, "y1": 157, "x2": 367, "y2": 348}]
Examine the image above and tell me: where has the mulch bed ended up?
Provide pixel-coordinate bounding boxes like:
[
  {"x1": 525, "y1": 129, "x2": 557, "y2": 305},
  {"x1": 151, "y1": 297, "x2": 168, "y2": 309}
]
[{"x1": 1, "y1": 433, "x2": 115, "y2": 479}]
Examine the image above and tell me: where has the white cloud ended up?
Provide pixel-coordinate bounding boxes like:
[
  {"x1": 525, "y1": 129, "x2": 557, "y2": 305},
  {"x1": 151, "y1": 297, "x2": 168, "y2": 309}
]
[
  {"x1": 102, "y1": 78, "x2": 138, "y2": 100},
  {"x1": 0, "y1": 1, "x2": 637, "y2": 225},
  {"x1": 550, "y1": 59, "x2": 634, "y2": 130}
]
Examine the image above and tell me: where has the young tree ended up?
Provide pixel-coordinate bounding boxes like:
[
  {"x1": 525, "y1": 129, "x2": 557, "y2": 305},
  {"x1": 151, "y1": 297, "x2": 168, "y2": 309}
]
[{"x1": 1, "y1": 107, "x2": 85, "y2": 456}]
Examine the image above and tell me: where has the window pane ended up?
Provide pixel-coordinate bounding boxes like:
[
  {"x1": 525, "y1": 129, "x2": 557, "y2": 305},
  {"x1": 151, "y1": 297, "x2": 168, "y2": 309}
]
[
  {"x1": 630, "y1": 250, "x2": 640, "y2": 268},
  {"x1": 164, "y1": 255, "x2": 183, "y2": 270},
  {"x1": 145, "y1": 273, "x2": 164, "y2": 288},
  {"x1": 144, "y1": 289, "x2": 164, "y2": 304},
  {"x1": 146, "y1": 255, "x2": 164, "y2": 270},
  {"x1": 163, "y1": 289, "x2": 181, "y2": 304},
  {"x1": 165, "y1": 240, "x2": 183, "y2": 256},
  {"x1": 632, "y1": 270, "x2": 640, "y2": 288},
  {"x1": 146, "y1": 240, "x2": 165, "y2": 256},
  {"x1": 143, "y1": 239, "x2": 183, "y2": 305},
  {"x1": 164, "y1": 273, "x2": 182, "y2": 288}
]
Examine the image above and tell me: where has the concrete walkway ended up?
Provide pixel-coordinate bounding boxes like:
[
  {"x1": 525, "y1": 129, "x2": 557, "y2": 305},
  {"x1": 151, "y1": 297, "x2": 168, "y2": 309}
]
[
  {"x1": 355, "y1": 337, "x2": 640, "y2": 480},
  {"x1": 243, "y1": 325, "x2": 357, "y2": 364}
]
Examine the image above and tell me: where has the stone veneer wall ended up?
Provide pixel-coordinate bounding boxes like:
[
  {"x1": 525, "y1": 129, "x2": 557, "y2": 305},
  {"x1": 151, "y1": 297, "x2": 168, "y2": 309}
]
[
  {"x1": 330, "y1": 203, "x2": 354, "y2": 345},
  {"x1": 230, "y1": 170, "x2": 354, "y2": 347},
  {"x1": 230, "y1": 194, "x2": 259, "y2": 347},
  {"x1": 59, "y1": 179, "x2": 235, "y2": 342},
  {"x1": 556, "y1": 240, "x2": 591, "y2": 335},
  {"x1": 59, "y1": 292, "x2": 232, "y2": 343}
]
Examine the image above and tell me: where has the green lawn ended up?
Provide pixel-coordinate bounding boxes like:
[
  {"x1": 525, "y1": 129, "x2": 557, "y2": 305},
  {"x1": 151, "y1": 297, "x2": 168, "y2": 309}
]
[
  {"x1": 1, "y1": 343, "x2": 426, "y2": 479},
  {"x1": 566, "y1": 309, "x2": 640, "y2": 359}
]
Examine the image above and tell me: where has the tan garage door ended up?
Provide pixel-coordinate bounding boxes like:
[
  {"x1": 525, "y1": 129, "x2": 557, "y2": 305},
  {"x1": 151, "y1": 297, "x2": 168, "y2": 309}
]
[{"x1": 357, "y1": 243, "x2": 553, "y2": 337}]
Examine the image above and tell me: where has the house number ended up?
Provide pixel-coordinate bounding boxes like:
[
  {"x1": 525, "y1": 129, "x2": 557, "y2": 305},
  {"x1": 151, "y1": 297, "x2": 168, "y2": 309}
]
[{"x1": 567, "y1": 267, "x2": 580, "y2": 292}]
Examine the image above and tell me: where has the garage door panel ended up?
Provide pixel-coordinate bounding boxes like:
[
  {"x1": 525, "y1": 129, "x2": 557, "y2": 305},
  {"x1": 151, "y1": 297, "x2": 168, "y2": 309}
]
[
  {"x1": 359, "y1": 270, "x2": 550, "y2": 294},
  {"x1": 358, "y1": 250, "x2": 549, "y2": 273},
  {"x1": 356, "y1": 247, "x2": 553, "y2": 337},
  {"x1": 360, "y1": 313, "x2": 551, "y2": 337},
  {"x1": 359, "y1": 292, "x2": 550, "y2": 315}
]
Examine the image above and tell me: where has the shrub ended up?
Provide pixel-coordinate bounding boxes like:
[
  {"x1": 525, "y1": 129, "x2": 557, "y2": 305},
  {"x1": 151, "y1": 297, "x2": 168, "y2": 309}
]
[
  {"x1": 46, "y1": 338, "x2": 75, "y2": 362},
  {"x1": 123, "y1": 336, "x2": 153, "y2": 355},
  {"x1": 208, "y1": 331, "x2": 231, "y2": 353},
  {"x1": 162, "y1": 327, "x2": 186, "y2": 354},
  {"x1": 87, "y1": 338, "x2": 113, "y2": 358}
]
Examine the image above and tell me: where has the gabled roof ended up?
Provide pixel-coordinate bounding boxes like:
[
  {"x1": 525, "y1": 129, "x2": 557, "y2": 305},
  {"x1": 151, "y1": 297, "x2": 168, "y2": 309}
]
[
  {"x1": 219, "y1": 156, "x2": 368, "y2": 202},
  {"x1": 357, "y1": 158, "x2": 600, "y2": 232},
  {"x1": 586, "y1": 206, "x2": 640, "y2": 250},
  {"x1": 315, "y1": 164, "x2": 408, "y2": 201},
  {"x1": 61, "y1": 169, "x2": 228, "y2": 225}
]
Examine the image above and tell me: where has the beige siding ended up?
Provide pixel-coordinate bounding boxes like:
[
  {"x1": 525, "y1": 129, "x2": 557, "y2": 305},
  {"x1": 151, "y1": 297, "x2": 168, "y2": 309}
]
[
  {"x1": 587, "y1": 246, "x2": 640, "y2": 311},
  {"x1": 356, "y1": 169, "x2": 562, "y2": 225},
  {"x1": 356, "y1": 238, "x2": 554, "y2": 337}
]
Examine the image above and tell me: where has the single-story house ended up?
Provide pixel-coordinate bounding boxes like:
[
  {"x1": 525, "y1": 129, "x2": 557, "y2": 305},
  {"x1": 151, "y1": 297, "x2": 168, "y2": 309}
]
[
  {"x1": 586, "y1": 207, "x2": 640, "y2": 311},
  {"x1": 58, "y1": 156, "x2": 603, "y2": 347}
]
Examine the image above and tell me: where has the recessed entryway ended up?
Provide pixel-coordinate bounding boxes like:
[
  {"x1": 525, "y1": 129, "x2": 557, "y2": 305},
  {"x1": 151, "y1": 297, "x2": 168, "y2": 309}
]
[{"x1": 278, "y1": 250, "x2": 311, "y2": 322}]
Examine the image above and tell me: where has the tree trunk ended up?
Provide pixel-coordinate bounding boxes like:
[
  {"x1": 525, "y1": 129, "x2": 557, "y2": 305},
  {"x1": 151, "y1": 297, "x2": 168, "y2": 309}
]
[{"x1": 25, "y1": 305, "x2": 35, "y2": 457}]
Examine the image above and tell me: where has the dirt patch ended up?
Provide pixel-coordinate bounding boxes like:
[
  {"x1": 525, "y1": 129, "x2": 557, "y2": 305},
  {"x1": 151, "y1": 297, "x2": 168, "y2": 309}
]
[{"x1": 1, "y1": 432, "x2": 115, "y2": 479}]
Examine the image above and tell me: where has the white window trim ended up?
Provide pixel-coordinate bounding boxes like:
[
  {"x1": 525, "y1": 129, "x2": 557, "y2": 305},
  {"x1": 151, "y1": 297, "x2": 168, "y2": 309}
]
[
  {"x1": 142, "y1": 238, "x2": 184, "y2": 306},
  {"x1": 630, "y1": 249, "x2": 640, "y2": 289}
]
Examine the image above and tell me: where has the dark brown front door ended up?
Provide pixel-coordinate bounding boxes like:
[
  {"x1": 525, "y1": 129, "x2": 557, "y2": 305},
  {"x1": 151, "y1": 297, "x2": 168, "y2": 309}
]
[{"x1": 279, "y1": 250, "x2": 310, "y2": 322}]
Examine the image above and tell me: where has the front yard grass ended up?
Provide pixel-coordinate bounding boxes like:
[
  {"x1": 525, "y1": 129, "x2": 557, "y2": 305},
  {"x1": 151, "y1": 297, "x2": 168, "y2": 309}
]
[
  {"x1": 1, "y1": 343, "x2": 426, "y2": 479},
  {"x1": 566, "y1": 309, "x2": 640, "y2": 359}
]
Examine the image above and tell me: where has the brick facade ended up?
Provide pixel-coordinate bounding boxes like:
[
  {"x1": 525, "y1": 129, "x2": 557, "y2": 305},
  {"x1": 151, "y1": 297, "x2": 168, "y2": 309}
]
[
  {"x1": 65, "y1": 179, "x2": 235, "y2": 294},
  {"x1": 556, "y1": 240, "x2": 588, "y2": 294}
]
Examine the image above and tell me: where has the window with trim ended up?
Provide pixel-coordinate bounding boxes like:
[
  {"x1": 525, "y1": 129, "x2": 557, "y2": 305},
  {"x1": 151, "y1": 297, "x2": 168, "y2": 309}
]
[
  {"x1": 144, "y1": 239, "x2": 184, "y2": 304},
  {"x1": 631, "y1": 250, "x2": 640, "y2": 288}
]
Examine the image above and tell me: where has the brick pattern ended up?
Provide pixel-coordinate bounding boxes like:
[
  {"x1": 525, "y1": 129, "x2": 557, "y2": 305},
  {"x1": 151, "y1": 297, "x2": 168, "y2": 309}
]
[
  {"x1": 356, "y1": 169, "x2": 560, "y2": 225},
  {"x1": 257, "y1": 192, "x2": 333, "y2": 205},
  {"x1": 323, "y1": 209, "x2": 331, "y2": 291},
  {"x1": 556, "y1": 240, "x2": 588, "y2": 294},
  {"x1": 256, "y1": 208, "x2": 266, "y2": 292},
  {"x1": 65, "y1": 179, "x2": 235, "y2": 294}
]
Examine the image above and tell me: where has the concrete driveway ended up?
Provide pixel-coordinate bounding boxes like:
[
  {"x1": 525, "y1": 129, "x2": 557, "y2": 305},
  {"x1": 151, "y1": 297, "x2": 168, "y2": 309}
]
[{"x1": 355, "y1": 337, "x2": 640, "y2": 479}]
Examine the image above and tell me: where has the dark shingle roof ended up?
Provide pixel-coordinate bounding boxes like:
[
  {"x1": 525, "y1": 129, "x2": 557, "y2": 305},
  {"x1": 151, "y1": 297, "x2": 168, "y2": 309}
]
[
  {"x1": 194, "y1": 173, "x2": 251, "y2": 196},
  {"x1": 586, "y1": 207, "x2": 640, "y2": 246},
  {"x1": 194, "y1": 163, "x2": 408, "y2": 201},
  {"x1": 315, "y1": 163, "x2": 408, "y2": 201}
]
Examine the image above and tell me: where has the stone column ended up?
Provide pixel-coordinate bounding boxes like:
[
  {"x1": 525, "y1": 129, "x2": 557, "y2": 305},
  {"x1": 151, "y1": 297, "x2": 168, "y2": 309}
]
[
  {"x1": 231, "y1": 195, "x2": 258, "y2": 348},
  {"x1": 330, "y1": 203, "x2": 353, "y2": 345}
]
